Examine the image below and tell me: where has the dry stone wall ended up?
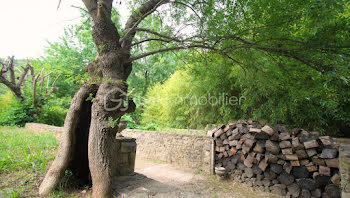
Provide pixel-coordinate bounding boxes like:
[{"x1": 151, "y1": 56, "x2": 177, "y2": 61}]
[
  {"x1": 122, "y1": 129, "x2": 214, "y2": 173},
  {"x1": 208, "y1": 120, "x2": 341, "y2": 198}
]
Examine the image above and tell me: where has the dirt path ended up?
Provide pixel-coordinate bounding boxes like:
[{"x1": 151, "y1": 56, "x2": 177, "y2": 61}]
[{"x1": 113, "y1": 157, "x2": 282, "y2": 198}]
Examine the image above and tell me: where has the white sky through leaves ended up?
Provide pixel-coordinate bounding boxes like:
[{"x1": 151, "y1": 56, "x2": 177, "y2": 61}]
[{"x1": 0, "y1": 0, "x2": 129, "y2": 59}]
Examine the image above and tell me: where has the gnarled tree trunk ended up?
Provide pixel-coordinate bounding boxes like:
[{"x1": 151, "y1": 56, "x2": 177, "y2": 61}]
[
  {"x1": 39, "y1": 84, "x2": 97, "y2": 195},
  {"x1": 39, "y1": 0, "x2": 166, "y2": 197}
]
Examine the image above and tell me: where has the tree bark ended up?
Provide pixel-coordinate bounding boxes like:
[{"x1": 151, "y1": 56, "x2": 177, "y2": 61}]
[
  {"x1": 39, "y1": 84, "x2": 97, "y2": 196},
  {"x1": 40, "y1": 0, "x2": 162, "y2": 197}
]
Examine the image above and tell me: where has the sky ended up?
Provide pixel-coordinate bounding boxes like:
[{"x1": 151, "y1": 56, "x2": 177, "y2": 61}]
[{"x1": 0, "y1": 0, "x2": 129, "y2": 59}]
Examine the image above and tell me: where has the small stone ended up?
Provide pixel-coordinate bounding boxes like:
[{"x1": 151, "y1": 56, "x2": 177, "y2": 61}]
[
  {"x1": 320, "y1": 148, "x2": 338, "y2": 159},
  {"x1": 290, "y1": 160, "x2": 300, "y2": 166},
  {"x1": 264, "y1": 169, "x2": 277, "y2": 180},
  {"x1": 282, "y1": 148, "x2": 293, "y2": 155},
  {"x1": 242, "y1": 144, "x2": 250, "y2": 154},
  {"x1": 277, "y1": 159, "x2": 286, "y2": 165},
  {"x1": 322, "y1": 192, "x2": 330, "y2": 198},
  {"x1": 278, "y1": 171, "x2": 295, "y2": 186},
  {"x1": 214, "y1": 129, "x2": 224, "y2": 138},
  {"x1": 279, "y1": 132, "x2": 291, "y2": 140},
  {"x1": 292, "y1": 137, "x2": 304, "y2": 150},
  {"x1": 256, "y1": 174, "x2": 264, "y2": 181},
  {"x1": 296, "y1": 150, "x2": 308, "y2": 159},
  {"x1": 223, "y1": 139, "x2": 229, "y2": 145},
  {"x1": 262, "y1": 179, "x2": 271, "y2": 187},
  {"x1": 319, "y1": 166, "x2": 331, "y2": 176},
  {"x1": 331, "y1": 174, "x2": 340, "y2": 185},
  {"x1": 253, "y1": 143, "x2": 264, "y2": 153},
  {"x1": 261, "y1": 125, "x2": 275, "y2": 136},
  {"x1": 299, "y1": 131, "x2": 317, "y2": 143},
  {"x1": 270, "y1": 184, "x2": 287, "y2": 196},
  {"x1": 244, "y1": 154, "x2": 255, "y2": 168},
  {"x1": 258, "y1": 158, "x2": 268, "y2": 171},
  {"x1": 311, "y1": 188, "x2": 322, "y2": 198},
  {"x1": 270, "y1": 132, "x2": 280, "y2": 141},
  {"x1": 244, "y1": 138, "x2": 255, "y2": 148},
  {"x1": 270, "y1": 163, "x2": 283, "y2": 174},
  {"x1": 300, "y1": 159, "x2": 310, "y2": 166},
  {"x1": 249, "y1": 128, "x2": 261, "y2": 133},
  {"x1": 230, "y1": 128, "x2": 241, "y2": 140},
  {"x1": 314, "y1": 175, "x2": 331, "y2": 187},
  {"x1": 312, "y1": 156, "x2": 325, "y2": 166},
  {"x1": 237, "y1": 162, "x2": 245, "y2": 170},
  {"x1": 292, "y1": 166, "x2": 309, "y2": 178},
  {"x1": 230, "y1": 147, "x2": 237, "y2": 155},
  {"x1": 306, "y1": 165, "x2": 317, "y2": 172},
  {"x1": 287, "y1": 183, "x2": 301, "y2": 197},
  {"x1": 266, "y1": 140, "x2": 280, "y2": 155},
  {"x1": 272, "y1": 179, "x2": 280, "y2": 184},
  {"x1": 306, "y1": 149, "x2": 317, "y2": 157},
  {"x1": 325, "y1": 158, "x2": 339, "y2": 168},
  {"x1": 220, "y1": 133, "x2": 227, "y2": 140},
  {"x1": 245, "y1": 167, "x2": 254, "y2": 178},
  {"x1": 298, "y1": 178, "x2": 317, "y2": 191},
  {"x1": 280, "y1": 141, "x2": 292, "y2": 148},
  {"x1": 229, "y1": 140, "x2": 238, "y2": 146},
  {"x1": 304, "y1": 140, "x2": 319, "y2": 149},
  {"x1": 252, "y1": 164, "x2": 262, "y2": 175},
  {"x1": 283, "y1": 163, "x2": 292, "y2": 174},
  {"x1": 216, "y1": 140, "x2": 224, "y2": 146},
  {"x1": 266, "y1": 153, "x2": 278, "y2": 163},
  {"x1": 325, "y1": 184, "x2": 341, "y2": 198},
  {"x1": 285, "y1": 154, "x2": 298, "y2": 161},
  {"x1": 300, "y1": 189, "x2": 311, "y2": 198},
  {"x1": 319, "y1": 136, "x2": 333, "y2": 146},
  {"x1": 254, "y1": 132, "x2": 269, "y2": 140}
]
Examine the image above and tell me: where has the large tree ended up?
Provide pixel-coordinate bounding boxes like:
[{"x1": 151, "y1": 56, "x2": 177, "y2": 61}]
[{"x1": 39, "y1": 0, "x2": 349, "y2": 197}]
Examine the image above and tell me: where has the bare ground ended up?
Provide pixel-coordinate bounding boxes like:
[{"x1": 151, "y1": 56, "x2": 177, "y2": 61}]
[{"x1": 111, "y1": 157, "x2": 282, "y2": 198}]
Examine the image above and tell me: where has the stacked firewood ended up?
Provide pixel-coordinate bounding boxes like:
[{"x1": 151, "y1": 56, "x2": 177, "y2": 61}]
[{"x1": 208, "y1": 120, "x2": 341, "y2": 198}]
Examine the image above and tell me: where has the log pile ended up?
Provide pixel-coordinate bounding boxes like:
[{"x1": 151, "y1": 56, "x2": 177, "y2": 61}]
[{"x1": 208, "y1": 120, "x2": 341, "y2": 198}]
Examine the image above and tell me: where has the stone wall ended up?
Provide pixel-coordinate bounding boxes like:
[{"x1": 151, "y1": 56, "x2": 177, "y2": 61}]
[
  {"x1": 24, "y1": 123, "x2": 214, "y2": 174},
  {"x1": 337, "y1": 138, "x2": 350, "y2": 198},
  {"x1": 115, "y1": 137, "x2": 137, "y2": 176},
  {"x1": 209, "y1": 120, "x2": 343, "y2": 198},
  {"x1": 25, "y1": 123, "x2": 63, "y2": 140},
  {"x1": 121, "y1": 129, "x2": 214, "y2": 173}
]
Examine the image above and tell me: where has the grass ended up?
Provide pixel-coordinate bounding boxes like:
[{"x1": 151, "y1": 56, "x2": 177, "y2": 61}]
[{"x1": 0, "y1": 126, "x2": 79, "y2": 197}]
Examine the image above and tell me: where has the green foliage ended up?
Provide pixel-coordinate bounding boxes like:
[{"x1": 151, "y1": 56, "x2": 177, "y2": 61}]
[
  {"x1": 142, "y1": 55, "x2": 242, "y2": 128},
  {"x1": 0, "y1": 94, "x2": 35, "y2": 127},
  {"x1": 0, "y1": 127, "x2": 58, "y2": 173},
  {"x1": 0, "y1": 92, "x2": 13, "y2": 114},
  {"x1": 142, "y1": 53, "x2": 349, "y2": 136},
  {"x1": 121, "y1": 114, "x2": 139, "y2": 129},
  {"x1": 37, "y1": 97, "x2": 71, "y2": 127}
]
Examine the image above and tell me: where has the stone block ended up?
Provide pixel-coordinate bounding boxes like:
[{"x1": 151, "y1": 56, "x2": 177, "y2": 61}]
[
  {"x1": 261, "y1": 125, "x2": 275, "y2": 136},
  {"x1": 266, "y1": 140, "x2": 280, "y2": 155},
  {"x1": 320, "y1": 148, "x2": 338, "y2": 159},
  {"x1": 304, "y1": 140, "x2": 319, "y2": 149}
]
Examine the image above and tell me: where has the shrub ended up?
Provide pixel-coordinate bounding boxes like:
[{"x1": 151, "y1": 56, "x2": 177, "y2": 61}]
[{"x1": 0, "y1": 95, "x2": 35, "y2": 127}]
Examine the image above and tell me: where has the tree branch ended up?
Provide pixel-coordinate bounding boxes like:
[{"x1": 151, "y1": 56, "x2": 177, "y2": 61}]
[
  {"x1": 17, "y1": 63, "x2": 33, "y2": 87},
  {"x1": 129, "y1": 44, "x2": 216, "y2": 62},
  {"x1": 121, "y1": 0, "x2": 169, "y2": 48},
  {"x1": 131, "y1": 38, "x2": 171, "y2": 46},
  {"x1": 134, "y1": 28, "x2": 181, "y2": 42},
  {"x1": 82, "y1": 0, "x2": 97, "y2": 16}
]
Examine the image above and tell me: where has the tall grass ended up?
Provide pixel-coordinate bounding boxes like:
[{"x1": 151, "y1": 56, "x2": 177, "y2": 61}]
[
  {"x1": 0, "y1": 127, "x2": 59, "y2": 197},
  {"x1": 0, "y1": 127, "x2": 58, "y2": 173}
]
